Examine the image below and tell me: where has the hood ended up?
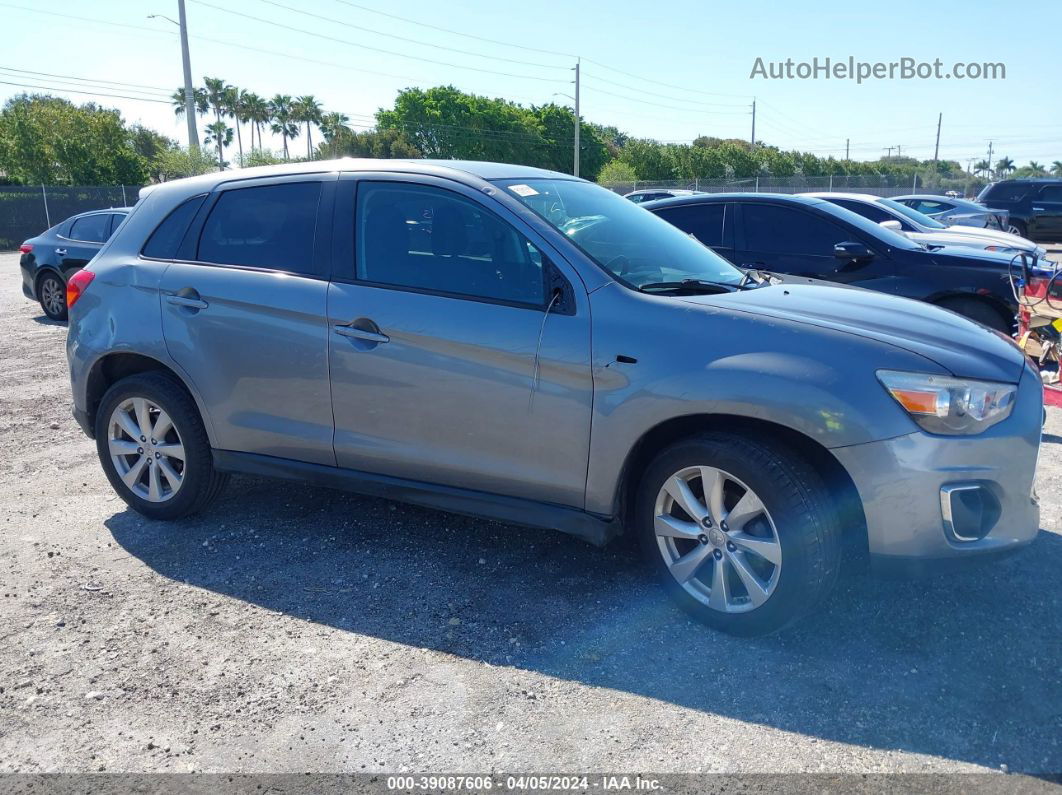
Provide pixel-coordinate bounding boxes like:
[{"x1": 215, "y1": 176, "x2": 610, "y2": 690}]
[
  {"x1": 906, "y1": 227, "x2": 1044, "y2": 256},
  {"x1": 679, "y1": 283, "x2": 1026, "y2": 383}
]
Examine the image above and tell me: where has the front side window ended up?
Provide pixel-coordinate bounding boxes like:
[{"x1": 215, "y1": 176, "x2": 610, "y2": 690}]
[
  {"x1": 356, "y1": 182, "x2": 546, "y2": 306},
  {"x1": 198, "y1": 182, "x2": 321, "y2": 273},
  {"x1": 654, "y1": 203, "x2": 727, "y2": 247},
  {"x1": 495, "y1": 178, "x2": 742, "y2": 289},
  {"x1": 1039, "y1": 185, "x2": 1062, "y2": 202},
  {"x1": 741, "y1": 204, "x2": 847, "y2": 255},
  {"x1": 67, "y1": 214, "x2": 110, "y2": 243},
  {"x1": 979, "y1": 183, "x2": 1028, "y2": 203}
]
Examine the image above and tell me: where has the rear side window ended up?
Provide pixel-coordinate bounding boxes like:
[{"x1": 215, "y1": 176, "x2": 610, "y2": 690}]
[
  {"x1": 981, "y1": 183, "x2": 1029, "y2": 202},
  {"x1": 1039, "y1": 185, "x2": 1062, "y2": 202},
  {"x1": 197, "y1": 182, "x2": 321, "y2": 273},
  {"x1": 742, "y1": 203, "x2": 847, "y2": 255},
  {"x1": 654, "y1": 203, "x2": 726, "y2": 247},
  {"x1": 67, "y1": 214, "x2": 110, "y2": 243},
  {"x1": 830, "y1": 199, "x2": 894, "y2": 225},
  {"x1": 142, "y1": 196, "x2": 205, "y2": 259}
]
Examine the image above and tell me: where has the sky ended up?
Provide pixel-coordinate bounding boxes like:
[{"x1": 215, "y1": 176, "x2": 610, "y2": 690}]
[{"x1": 1, "y1": 0, "x2": 1059, "y2": 168}]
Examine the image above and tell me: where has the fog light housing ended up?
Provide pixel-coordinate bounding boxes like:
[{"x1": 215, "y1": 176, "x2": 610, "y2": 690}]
[{"x1": 940, "y1": 484, "x2": 1001, "y2": 542}]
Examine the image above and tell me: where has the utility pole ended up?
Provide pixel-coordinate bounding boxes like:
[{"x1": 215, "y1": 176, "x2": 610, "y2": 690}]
[
  {"x1": 933, "y1": 112, "x2": 942, "y2": 163},
  {"x1": 845, "y1": 138, "x2": 849, "y2": 160},
  {"x1": 895, "y1": 144, "x2": 903, "y2": 158},
  {"x1": 987, "y1": 140, "x2": 994, "y2": 177},
  {"x1": 177, "y1": 0, "x2": 198, "y2": 150},
  {"x1": 750, "y1": 99, "x2": 756, "y2": 148},
  {"x1": 884, "y1": 146, "x2": 894, "y2": 158},
  {"x1": 573, "y1": 57, "x2": 581, "y2": 178}
]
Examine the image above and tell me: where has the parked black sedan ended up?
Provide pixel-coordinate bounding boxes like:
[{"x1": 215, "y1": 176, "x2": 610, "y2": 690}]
[
  {"x1": 644, "y1": 193, "x2": 1019, "y2": 333},
  {"x1": 19, "y1": 208, "x2": 130, "y2": 320}
]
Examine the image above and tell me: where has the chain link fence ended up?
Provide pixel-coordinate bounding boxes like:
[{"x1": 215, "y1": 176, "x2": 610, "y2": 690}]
[
  {"x1": 0, "y1": 185, "x2": 138, "y2": 249},
  {"x1": 600, "y1": 174, "x2": 973, "y2": 198}
]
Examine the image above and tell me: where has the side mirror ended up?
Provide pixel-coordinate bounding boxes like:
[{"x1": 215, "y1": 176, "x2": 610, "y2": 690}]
[
  {"x1": 879, "y1": 220, "x2": 903, "y2": 232},
  {"x1": 834, "y1": 241, "x2": 874, "y2": 261}
]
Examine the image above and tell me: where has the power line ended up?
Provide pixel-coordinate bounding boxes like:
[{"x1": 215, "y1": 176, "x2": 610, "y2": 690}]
[
  {"x1": 0, "y1": 2, "x2": 176, "y2": 37},
  {"x1": 582, "y1": 82, "x2": 751, "y2": 114},
  {"x1": 254, "y1": 0, "x2": 566, "y2": 70},
  {"x1": 0, "y1": 79, "x2": 171, "y2": 104},
  {"x1": 0, "y1": 65, "x2": 171, "y2": 94},
  {"x1": 580, "y1": 58, "x2": 751, "y2": 99},
  {"x1": 579, "y1": 73, "x2": 747, "y2": 108},
  {"x1": 189, "y1": 0, "x2": 566, "y2": 84}
]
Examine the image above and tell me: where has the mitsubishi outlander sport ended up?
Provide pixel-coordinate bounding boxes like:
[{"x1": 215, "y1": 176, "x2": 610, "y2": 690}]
[{"x1": 65, "y1": 160, "x2": 1042, "y2": 635}]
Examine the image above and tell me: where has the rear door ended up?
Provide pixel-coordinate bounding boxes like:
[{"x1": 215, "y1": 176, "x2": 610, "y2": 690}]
[
  {"x1": 734, "y1": 201, "x2": 894, "y2": 286},
  {"x1": 1031, "y1": 184, "x2": 1062, "y2": 240},
  {"x1": 651, "y1": 202, "x2": 734, "y2": 261},
  {"x1": 158, "y1": 174, "x2": 337, "y2": 464},
  {"x1": 57, "y1": 213, "x2": 110, "y2": 278},
  {"x1": 325, "y1": 174, "x2": 593, "y2": 507}
]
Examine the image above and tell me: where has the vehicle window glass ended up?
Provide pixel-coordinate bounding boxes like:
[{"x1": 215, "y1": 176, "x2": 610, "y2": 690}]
[
  {"x1": 878, "y1": 197, "x2": 947, "y2": 229},
  {"x1": 915, "y1": 200, "x2": 949, "y2": 214},
  {"x1": 67, "y1": 214, "x2": 110, "y2": 243},
  {"x1": 356, "y1": 182, "x2": 546, "y2": 306},
  {"x1": 830, "y1": 199, "x2": 893, "y2": 224},
  {"x1": 654, "y1": 203, "x2": 726, "y2": 247},
  {"x1": 107, "y1": 214, "x2": 123, "y2": 235},
  {"x1": 142, "y1": 195, "x2": 206, "y2": 259},
  {"x1": 741, "y1": 204, "x2": 847, "y2": 255},
  {"x1": 1039, "y1": 186, "x2": 1062, "y2": 202},
  {"x1": 980, "y1": 183, "x2": 1028, "y2": 202},
  {"x1": 198, "y1": 182, "x2": 320, "y2": 273}
]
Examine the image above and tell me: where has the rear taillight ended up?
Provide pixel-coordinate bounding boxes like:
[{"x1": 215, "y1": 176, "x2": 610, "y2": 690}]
[
  {"x1": 19, "y1": 243, "x2": 32, "y2": 254},
  {"x1": 66, "y1": 270, "x2": 95, "y2": 310}
]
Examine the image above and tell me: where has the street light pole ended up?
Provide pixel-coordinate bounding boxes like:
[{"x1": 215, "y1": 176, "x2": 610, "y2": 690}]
[
  {"x1": 573, "y1": 58, "x2": 580, "y2": 178},
  {"x1": 177, "y1": 0, "x2": 198, "y2": 150}
]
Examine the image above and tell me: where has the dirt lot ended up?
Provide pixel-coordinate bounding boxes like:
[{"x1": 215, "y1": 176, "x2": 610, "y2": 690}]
[{"x1": 0, "y1": 251, "x2": 1059, "y2": 776}]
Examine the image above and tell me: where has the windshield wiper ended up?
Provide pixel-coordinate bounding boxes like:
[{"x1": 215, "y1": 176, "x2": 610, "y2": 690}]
[{"x1": 638, "y1": 279, "x2": 738, "y2": 294}]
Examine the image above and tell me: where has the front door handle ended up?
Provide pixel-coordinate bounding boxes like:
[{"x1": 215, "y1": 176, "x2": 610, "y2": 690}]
[
  {"x1": 166, "y1": 294, "x2": 209, "y2": 310},
  {"x1": 55, "y1": 248, "x2": 67, "y2": 256},
  {"x1": 334, "y1": 324, "x2": 389, "y2": 344},
  {"x1": 1033, "y1": 206, "x2": 1046, "y2": 212}
]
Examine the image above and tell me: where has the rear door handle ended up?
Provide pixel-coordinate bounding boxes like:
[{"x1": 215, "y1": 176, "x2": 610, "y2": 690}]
[
  {"x1": 1033, "y1": 206, "x2": 1045, "y2": 212},
  {"x1": 166, "y1": 294, "x2": 209, "y2": 310},
  {"x1": 334, "y1": 324, "x2": 389, "y2": 344},
  {"x1": 54, "y1": 248, "x2": 67, "y2": 256}
]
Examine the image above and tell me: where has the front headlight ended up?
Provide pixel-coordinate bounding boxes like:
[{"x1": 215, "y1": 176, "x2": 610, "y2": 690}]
[{"x1": 877, "y1": 370, "x2": 1017, "y2": 435}]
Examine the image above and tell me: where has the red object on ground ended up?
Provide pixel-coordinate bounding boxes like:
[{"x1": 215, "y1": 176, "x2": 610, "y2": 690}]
[{"x1": 1045, "y1": 385, "x2": 1062, "y2": 408}]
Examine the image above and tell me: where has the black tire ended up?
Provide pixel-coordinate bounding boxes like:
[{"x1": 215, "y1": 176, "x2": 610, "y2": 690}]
[
  {"x1": 1007, "y1": 221, "x2": 1027, "y2": 238},
  {"x1": 37, "y1": 271, "x2": 67, "y2": 321},
  {"x1": 635, "y1": 433, "x2": 841, "y2": 636},
  {"x1": 94, "y1": 371, "x2": 227, "y2": 520},
  {"x1": 936, "y1": 296, "x2": 1012, "y2": 334}
]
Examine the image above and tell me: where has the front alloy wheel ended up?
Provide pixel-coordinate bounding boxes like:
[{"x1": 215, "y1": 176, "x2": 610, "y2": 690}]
[
  {"x1": 654, "y1": 466, "x2": 781, "y2": 612},
  {"x1": 636, "y1": 433, "x2": 841, "y2": 635},
  {"x1": 107, "y1": 397, "x2": 185, "y2": 502}
]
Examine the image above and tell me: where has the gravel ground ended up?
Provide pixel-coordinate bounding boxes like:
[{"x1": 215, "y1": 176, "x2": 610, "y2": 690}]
[{"x1": 0, "y1": 251, "x2": 1059, "y2": 776}]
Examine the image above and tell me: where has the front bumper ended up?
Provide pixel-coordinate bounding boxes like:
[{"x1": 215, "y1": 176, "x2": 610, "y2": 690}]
[{"x1": 832, "y1": 364, "x2": 1042, "y2": 564}]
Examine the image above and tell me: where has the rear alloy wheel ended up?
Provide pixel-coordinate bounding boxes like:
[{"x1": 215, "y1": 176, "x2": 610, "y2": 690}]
[
  {"x1": 1007, "y1": 221, "x2": 1027, "y2": 237},
  {"x1": 95, "y1": 372, "x2": 227, "y2": 519},
  {"x1": 636, "y1": 433, "x2": 840, "y2": 635},
  {"x1": 37, "y1": 273, "x2": 67, "y2": 321}
]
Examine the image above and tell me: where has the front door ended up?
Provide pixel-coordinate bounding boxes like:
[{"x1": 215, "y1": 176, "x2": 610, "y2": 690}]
[
  {"x1": 735, "y1": 202, "x2": 895, "y2": 289},
  {"x1": 326, "y1": 175, "x2": 594, "y2": 508},
  {"x1": 1030, "y1": 184, "x2": 1062, "y2": 241},
  {"x1": 159, "y1": 175, "x2": 337, "y2": 465}
]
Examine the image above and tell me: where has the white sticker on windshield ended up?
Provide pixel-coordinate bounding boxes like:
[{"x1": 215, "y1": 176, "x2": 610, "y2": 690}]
[{"x1": 508, "y1": 183, "x2": 539, "y2": 197}]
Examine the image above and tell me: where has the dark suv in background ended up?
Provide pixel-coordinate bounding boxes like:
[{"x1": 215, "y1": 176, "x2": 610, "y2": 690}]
[
  {"x1": 977, "y1": 179, "x2": 1062, "y2": 241},
  {"x1": 19, "y1": 208, "x2": 130, "y2": 320},
  {"x1": 645, "y1": 193, "x2": 1020, "y2": 333}
]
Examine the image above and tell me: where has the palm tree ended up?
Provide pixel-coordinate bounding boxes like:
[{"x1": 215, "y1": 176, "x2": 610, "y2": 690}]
[
  {"x1": 293, "y1": 95, "x2": 324, "y2": 159},
  {"x1": 973, "y1": 159, "x2": 991, "y2": 177},
  {"x1": 320, "y1": 111, "x2": 350, "y2": 157},
  {"x1": 171, "y1": 87, "x2": 208, "y2": 123},
  {"x1": 203, "y1": 120, "x2": 233, "y2": 168},
  {"x1": 995, "y1": 157, "x2": 1015, "y2": 177},
  {"x1": 202, "y1": 77, "x2": 230, "y2": 129},
  {"x1": 243, "y1": 92, "x2": 270, "y2": 151},
  {"x1": 1053, "y1": 161, "x2": 1062, "y2": 177},
  {"x1": 223, "y1": 86, "x2": 249, "y2": 165},
  {"x1": 269, "y1": 95, "x2": 298, "y2": 159},
  {"x1": 1025, "y1": 161, "x2": 1047, "y2": 176}
]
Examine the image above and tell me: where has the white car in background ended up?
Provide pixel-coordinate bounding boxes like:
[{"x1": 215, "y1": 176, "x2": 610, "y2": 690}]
[
  {"x1": 892, "y1": 194, "x2": 1009, "y2": 230},
  {"x1": 802, "y1": 192, "x2": 1048, "y2": 260}
]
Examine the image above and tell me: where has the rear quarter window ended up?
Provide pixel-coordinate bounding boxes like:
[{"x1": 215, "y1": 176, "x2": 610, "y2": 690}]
[{"x1": 142, "y1": 195, "x2": 207, "y2": 259}]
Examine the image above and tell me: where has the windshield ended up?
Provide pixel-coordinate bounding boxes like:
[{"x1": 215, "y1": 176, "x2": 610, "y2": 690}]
[
  {"x1": 493, "y1": 178, "x2": 744, "y2": 288},
  {"x1": 878, "y1": 198, "x2": 947, "y2": 229}
]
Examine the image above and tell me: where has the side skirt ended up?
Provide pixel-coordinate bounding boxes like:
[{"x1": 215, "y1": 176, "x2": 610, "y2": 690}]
[{"x1": 212, "y1": 450, "x2": 619, "y2": 546}]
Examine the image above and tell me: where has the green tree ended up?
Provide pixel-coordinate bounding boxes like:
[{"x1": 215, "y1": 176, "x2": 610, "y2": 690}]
[
  {"x1": 293, "y1": 95, "x2": 323, "y2": 159},
  {"x1": 242, "y1": 92, "x2": 270, "y2": 151},
  {"x1": 223, "y1": 86, "x2": 249, "y2": 165},
  {"x1": 203, "y1": 120, "x2": 233, "y2": 168},
  {"x1": 1053, "y1": 161, "x2": 1062, "y2": 177},
  {"x1": 319, "y1": 111, "x2": 350, "y2": 158},
  {"x1": 596, "y1": 160, "x2": 637, "y2": 184},
  {"x1": 0, "y1": 94, "x2": 147, "y2": 185},
  {"x1": 269, "y1": 95, "x2": 298, "y2": 159},
  {"x1": 171, "y1": 86, "x2": 207, "y2": 132},
  {"x1": 995, "y1": 156, "x2": 1015, "y2": 177},
  {"x1": 973, "y1": 159, "x2": 991, "y2": 177},
  {"x1": 152, "y1": 145, "x2": 218, "y2": 180}
]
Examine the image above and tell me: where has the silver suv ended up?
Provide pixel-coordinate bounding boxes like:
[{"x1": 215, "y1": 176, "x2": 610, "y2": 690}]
[{"x1": 66, "y1": 160, "x2": 1042, "y2": 635}]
